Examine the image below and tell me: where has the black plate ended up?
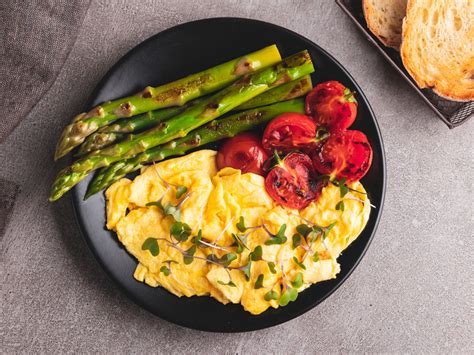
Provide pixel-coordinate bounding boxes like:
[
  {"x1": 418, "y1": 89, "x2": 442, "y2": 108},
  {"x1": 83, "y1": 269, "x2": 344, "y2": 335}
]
[{"x1": 72, "y1": 17, "x2": 386, "y2": 332}]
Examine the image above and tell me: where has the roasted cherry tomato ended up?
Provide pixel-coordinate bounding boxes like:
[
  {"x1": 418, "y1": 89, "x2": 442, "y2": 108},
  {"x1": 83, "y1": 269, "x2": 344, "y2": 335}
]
[
  {"x1": 217, "y1": 132, "x2": 269, "y2": 175},
  {"x1": 262, "y1": 113, "x2": 317, "y2": 153},
  {"x1": 305, "y1": 81, "x2": 357, "y2": 132},
  {"x1": 265, "y1": 152, "x2": 323, "y2": 209},
  {"x1": 312, "y1": 130, "x2": 373, "y2": 183}
]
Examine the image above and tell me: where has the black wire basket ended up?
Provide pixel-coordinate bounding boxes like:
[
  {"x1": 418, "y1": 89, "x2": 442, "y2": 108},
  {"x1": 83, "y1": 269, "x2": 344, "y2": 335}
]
[{"x1": 336, "y1": 0, "x2": 473, "y2": 128}]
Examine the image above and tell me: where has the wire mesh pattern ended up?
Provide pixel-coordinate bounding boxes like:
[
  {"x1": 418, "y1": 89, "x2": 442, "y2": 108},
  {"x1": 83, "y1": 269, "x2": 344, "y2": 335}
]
[{"x1": 336, "y1": 0, "x2": 473, "y2": 128}]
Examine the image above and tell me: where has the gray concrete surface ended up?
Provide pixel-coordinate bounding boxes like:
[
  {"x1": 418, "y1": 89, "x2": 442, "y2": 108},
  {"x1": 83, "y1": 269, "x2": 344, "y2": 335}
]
[{"x1": 1, "y1": 1, "x2": 473, "y2": 353}]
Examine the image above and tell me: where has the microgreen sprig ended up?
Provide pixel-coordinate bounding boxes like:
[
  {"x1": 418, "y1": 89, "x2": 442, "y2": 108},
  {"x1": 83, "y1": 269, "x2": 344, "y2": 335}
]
[
  {"x1": 142, "y1": 237, "x2": 160, "y2": 256},
  {"x1": 277, "y1": 264, "x2": 299, "y2": 306},
  {"x1": 289, "y1": 214, "x2": 338, "y2": 263},
  {"x1": 263, "y1": 224, "x2": 288, "y2": 245},
  {"x1": 160, "y1": 260, "x2": 178, "y2": 276},
  {"x1": 291, "y1": 272, "x2": 304, "y2": 288},
  {"x1": 152, "y1": 163, "x2": 188, "y2": 199},
  {"x1": 231, "y1": 233, "x2": 248, "y2": 254},
  {"x1": 146, "y1": 165, "x2": 192, "y2": 221},
  {"x1": 218, "y1": 280, "x2": 237, "y2": 287},
  {"x1": 292, "y1": 256, "x2": 306, "y2": 270},
  {"x1": 170, "y1": 221, "x2": 192, "y2": 242},
  {"x1": 146, "y1": 192, "x2": 192, "y2": 221},
  {"x1": 254, "y1": 274, "x2": 265, "y2": 289}
]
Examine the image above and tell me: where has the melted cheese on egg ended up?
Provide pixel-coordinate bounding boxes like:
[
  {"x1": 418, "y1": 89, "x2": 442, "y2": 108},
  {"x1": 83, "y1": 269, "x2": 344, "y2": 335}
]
[{"x1": 106, "y1": 150, "x2": 370, "y2": 315}]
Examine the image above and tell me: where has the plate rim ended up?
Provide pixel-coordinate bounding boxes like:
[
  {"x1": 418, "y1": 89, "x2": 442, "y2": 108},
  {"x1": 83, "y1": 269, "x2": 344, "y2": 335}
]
[{"x1": 71, "y1": 16, "x2": 386, "y2": 332}]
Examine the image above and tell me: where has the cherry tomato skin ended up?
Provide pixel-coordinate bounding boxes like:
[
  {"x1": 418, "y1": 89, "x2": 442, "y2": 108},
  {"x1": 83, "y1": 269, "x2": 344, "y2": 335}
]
[
  {"x1": 265, "y1": 153, "x2": 323, "y2": 209},
  {"x1": 305, "y1": 81, "x2": 357, "y2": 132},
  {"x1": 217, "y1": 132, "x2": 269, "y2": 175},
  {"x1": 262, "y1": 113, "x2": 317, "y2": 153},
  {"x1": 312, "y1": 130, "x2": 373, "y2": 183}
]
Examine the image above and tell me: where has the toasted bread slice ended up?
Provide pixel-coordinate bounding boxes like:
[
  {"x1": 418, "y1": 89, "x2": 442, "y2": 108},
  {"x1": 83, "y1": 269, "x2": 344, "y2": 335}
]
[
  {"x1": 401, "y1": 0, "x2": 474, "y2": 101},
  {"x1": 363, "y1": 0, "x2": 408, "y2": 49}
]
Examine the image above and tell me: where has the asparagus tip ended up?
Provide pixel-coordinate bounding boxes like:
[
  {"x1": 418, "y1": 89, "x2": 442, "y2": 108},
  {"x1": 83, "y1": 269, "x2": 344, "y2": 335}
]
[{"x1": 83, "y1": 189, "x2": 95, "y2": 200}]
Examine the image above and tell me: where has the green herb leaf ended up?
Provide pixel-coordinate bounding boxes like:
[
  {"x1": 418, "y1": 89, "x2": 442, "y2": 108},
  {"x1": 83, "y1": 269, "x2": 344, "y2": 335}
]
[
  {"x1": 218, "y1": 280, "x2": 237, "y2": 287},
  {"x1": 160, "y1": 265, "x2": 171, "y2": 276},
  {"x1": 183, "y1": 244, "x2": 197, "y2": 265},
  {"x1": 312, "y1": 253, "x2": 319, "y2": 262},
  {"x1": 242, "y1": 261, "x2": 252, "y2": 281},
  {"x1": 209, "y1": 253, "x2": 237, "y2": 266},
  {"x1": 265, "y1": 238, "x2": 286, "y2": 246},
  {"x1": 231, "y1": 233, "x2": 248, "y2": 254},
  {"x1": 267, "y1": 261, "x2": 277, "y2": 274},
  {"x1": 264, "y1": 290, "x2": 279, "y2": 301},
  {"x1": 279, "y1": 287, "x2": 298, "y2": 306},
  {"x1": 296, "y1": 224, "x2": 312, "y2": 237},
  {"x1": 163, "y1": 203, "x2": 181, "y2": 221},
  {"x1": 175, "y1": 185, "x2": 188, "y2": 199},
  {"x1": 292, "y1": 233, "x2": 302, "y2": 249},
  {"x1": 250, "y1": 246, "x2": 263, "y2": 261},
  {"x1": 146, "y1": 199, "x2": 164, "y2": 209},
  {"x1": 340, "y1": 184, "x2": 349, "y2": 198},
  {"x1": 220, "y1": 253, "x2": 237, "y2": 266},
  {"x1": 292, "y1": 256, "x2": 306, "y2": 270},
  {"x1": 334, "y1": 177, "x2": 348, "y2": 198},
  {"x1": 291, "y1": 272, "x2": 304, "y2": 288},
  {"x1": 312, "y1": 225, "x2": 323, "y2": 234},
  {"x1": 237, "y1": 244, "x2": 244, "y2": 254},
  {"x1": 236, "y1": 216, "x2": 247, "y2": 232},
  {"x1": 336, "y1": 200, "x2": 345, "y2": 211},
  {"x1": 163, "y1": 259, "x2": 178, "y2": 265},
  {"x1": 170, "y1": 221, "x2": 192, "y2": 242},
  {"x1": 147, "y1": 198, "x2": 182, "y2": 221},
  {"x1": 308, "y1": 227, "x2": 323, "y2": 242},
  {"x1": 276, "y1": 224, "x2": 287, "y2": 239},
  {"x1": 142, "y1": 238, "x2": 159, "y2": 256},
  {"x1": 265, "y1": 224, "x2": 287, "y2": 245},
  {"x1": 322, "y1": 222, "x2": 336, "y2": 240},
  {"x1": 192, "y1": 229, "x2": 203, "y2": 246},
  {"x1": 254, "y1": 274, "x2": 264, "y2": 289}
]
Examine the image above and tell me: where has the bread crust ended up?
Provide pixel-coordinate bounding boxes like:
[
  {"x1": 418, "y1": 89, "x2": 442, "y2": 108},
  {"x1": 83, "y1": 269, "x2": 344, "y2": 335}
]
[
  {"x1": 400, "y1": 0, "x2": 474, "y2": 101},
  {"x1": 363, "y1": 0, "x2": 407, "y2": 49}
]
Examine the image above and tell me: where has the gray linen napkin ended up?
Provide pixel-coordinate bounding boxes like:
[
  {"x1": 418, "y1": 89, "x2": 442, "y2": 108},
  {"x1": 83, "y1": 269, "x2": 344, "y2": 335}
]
[{"x1": 0, "y1": 0, "x2": 91, "y2": 142}]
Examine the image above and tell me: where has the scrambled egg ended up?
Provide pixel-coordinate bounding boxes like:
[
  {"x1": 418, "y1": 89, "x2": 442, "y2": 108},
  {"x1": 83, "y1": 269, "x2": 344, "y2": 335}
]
[{"x1": 106, "y1": 150, "x2": 371, "y2": 315}]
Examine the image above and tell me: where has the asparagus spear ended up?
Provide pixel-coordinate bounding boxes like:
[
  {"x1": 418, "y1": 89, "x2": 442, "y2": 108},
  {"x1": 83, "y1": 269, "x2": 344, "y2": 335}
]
[
  {"x1": 77, "y1": 105, "x2": 184, "y2": 156},
  {"x1": 237, "y1": 75, "x2": 312, "y2": 110},
  {"x1": 54, "y1": 45, "x2": 281, "y2": 160},
  {"x1": 49, "y1": 51, "x2": 314, "y2": 201},
  {"x1": 86, "y1": 98, "x2": 305, "y2": 198},
  {"x1": 78, "y1": 75, "x2": 312, "y2": 155}
]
